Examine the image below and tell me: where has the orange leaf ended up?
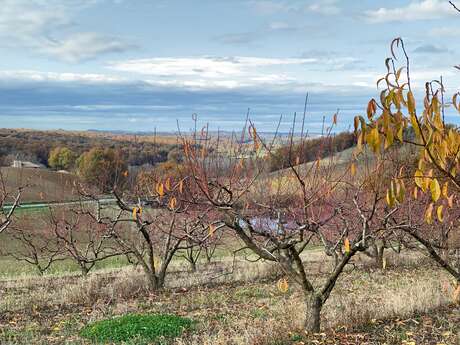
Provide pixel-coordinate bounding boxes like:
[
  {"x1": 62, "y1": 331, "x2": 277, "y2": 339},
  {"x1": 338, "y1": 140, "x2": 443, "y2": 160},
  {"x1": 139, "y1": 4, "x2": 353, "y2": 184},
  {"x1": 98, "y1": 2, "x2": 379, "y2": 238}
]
[
  {"x1": 344, "y1": 238, "x2": 351, "y2": 254},
  {"x1": 165, "y1": 178, "x2": 171, "y2": 191},
  {"x1": 425, "y1": 203, "x2": 434, "y2": 224},
  {"x1": 277, "y1": 278, "x2": 289, "y2": 293},
  {"x1": 454, "y1": 285, "x2": 460, "y2": 304},
  {"x1": 168, "y1": 197, "x2": 177, "y2": 209}
]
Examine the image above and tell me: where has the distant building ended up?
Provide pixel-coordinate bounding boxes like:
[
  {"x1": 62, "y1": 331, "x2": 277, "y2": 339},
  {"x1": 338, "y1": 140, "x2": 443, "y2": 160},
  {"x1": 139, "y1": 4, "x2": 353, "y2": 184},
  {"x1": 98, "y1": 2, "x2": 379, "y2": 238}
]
[{"x1": 12, "y1": 160, "x2": 45, "y2": 169}]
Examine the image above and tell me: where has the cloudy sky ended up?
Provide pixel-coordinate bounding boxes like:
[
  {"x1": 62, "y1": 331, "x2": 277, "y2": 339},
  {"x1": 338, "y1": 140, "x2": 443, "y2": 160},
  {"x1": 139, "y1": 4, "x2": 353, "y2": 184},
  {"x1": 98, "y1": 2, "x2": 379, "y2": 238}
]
[{"x1": 0, "y1": 0, "x2": 459, "y2": 132}]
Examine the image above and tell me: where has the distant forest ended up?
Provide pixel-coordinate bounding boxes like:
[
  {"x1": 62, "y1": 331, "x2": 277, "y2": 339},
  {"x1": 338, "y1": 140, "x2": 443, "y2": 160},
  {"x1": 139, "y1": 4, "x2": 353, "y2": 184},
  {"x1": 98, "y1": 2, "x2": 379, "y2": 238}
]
[{"x1": 0, "y1": 129, "x2": 178, "y2": 167}]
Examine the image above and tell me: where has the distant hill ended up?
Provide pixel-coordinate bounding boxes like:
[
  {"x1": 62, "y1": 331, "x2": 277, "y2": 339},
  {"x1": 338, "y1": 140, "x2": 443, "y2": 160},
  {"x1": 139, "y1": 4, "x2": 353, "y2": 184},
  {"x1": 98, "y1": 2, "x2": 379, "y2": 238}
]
[{"x1": 0, "y1": 128, "x2": 179, "y2": 168}]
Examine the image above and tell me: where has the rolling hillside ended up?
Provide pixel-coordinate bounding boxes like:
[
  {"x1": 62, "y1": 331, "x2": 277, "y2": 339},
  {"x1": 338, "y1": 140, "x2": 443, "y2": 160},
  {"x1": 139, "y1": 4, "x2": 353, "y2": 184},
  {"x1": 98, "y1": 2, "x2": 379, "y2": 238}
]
[{"x1": 1, "y1": 167, "x2": 79, "y2": 203}]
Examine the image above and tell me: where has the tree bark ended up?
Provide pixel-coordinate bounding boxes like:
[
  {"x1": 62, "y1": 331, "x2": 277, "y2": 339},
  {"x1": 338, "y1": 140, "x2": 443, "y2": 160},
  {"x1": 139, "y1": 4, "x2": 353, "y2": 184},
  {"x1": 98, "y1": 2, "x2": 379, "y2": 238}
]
[
  {"x1": 145, "y1": 272, "x2": 165, "y2": 291},
  {"x1": 305, "y1": 293, "x2": 323, "y2": 332},
  {"x1": 376, "y1": 244, "x2": 384, "y2": 269}
]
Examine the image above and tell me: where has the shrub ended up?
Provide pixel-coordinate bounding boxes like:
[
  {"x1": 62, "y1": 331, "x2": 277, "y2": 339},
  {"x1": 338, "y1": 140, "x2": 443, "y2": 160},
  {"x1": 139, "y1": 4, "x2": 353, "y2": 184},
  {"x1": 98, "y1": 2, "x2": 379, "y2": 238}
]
[
  {"x1": 80, "y1": 313, "x2": 194, "y2": 344},
  {"x1": 48, "y1": 146, "x2": 76, "y2": 170}
]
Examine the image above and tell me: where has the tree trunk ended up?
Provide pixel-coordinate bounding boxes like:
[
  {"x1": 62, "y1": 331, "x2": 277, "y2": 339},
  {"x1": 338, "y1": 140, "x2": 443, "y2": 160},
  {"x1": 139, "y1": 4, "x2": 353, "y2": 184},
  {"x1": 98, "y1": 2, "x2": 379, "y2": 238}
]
[
  {"x1": 145, "y1": 272, "x2": 165, "y2": 291},
  {"x1": 376, "y1": 245, "x2": 384, "y2": 269},
  {"x1": 80, "y1": 264, "x2": 89, "y2": 277},
  {"x1": 189, "y1": 260, "x2": 197, "y2": 272},
  {"x1": 305, "y1": 293, "x2": 323, "y2": 332}
]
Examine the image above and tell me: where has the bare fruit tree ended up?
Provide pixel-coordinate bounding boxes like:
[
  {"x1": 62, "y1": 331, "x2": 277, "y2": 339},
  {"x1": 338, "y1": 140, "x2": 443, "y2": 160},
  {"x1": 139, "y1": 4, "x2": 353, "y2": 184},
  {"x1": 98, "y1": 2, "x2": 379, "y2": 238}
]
[
  {"x1": 0, "y1": 172, "x2": 22, "y2": 234},
  {"x1": 181, "y1": 120, "x2": 407, "y2": 332}
]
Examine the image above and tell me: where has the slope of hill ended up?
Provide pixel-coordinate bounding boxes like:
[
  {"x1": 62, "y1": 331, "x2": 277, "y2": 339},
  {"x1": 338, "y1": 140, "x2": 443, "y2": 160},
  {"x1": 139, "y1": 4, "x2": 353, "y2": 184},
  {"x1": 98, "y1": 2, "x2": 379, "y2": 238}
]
[{"x1": 1, "y1": 167, "x2": 79, "y2": 203}]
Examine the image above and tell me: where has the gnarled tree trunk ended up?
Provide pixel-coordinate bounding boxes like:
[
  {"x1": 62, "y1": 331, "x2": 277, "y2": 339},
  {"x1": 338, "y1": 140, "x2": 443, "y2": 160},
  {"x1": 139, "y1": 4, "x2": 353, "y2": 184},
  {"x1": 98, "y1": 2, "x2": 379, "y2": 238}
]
[{"x1": 305, "y1": 293, "x2": 323, "y2": 332}]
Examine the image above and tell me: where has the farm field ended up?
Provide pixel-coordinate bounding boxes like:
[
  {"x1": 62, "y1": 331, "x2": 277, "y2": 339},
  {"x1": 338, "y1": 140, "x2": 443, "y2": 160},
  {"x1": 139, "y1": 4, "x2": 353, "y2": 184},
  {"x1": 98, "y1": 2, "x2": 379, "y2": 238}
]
[{"x1": 0, "y1": 168, "x2": 78, "y2": 204}]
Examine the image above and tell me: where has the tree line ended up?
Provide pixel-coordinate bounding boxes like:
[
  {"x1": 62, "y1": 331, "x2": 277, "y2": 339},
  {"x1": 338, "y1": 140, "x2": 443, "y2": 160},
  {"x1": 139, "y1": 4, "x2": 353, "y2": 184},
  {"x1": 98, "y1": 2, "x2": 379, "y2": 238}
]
[{"x1": 0, "y1": 129, "x2": 175, "y2": 168}]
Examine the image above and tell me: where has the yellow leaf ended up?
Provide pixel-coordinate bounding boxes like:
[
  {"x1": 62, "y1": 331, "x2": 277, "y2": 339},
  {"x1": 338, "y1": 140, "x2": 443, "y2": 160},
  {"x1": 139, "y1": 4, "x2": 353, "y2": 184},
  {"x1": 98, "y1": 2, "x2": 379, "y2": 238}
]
[
  {"x1": 386, "y1": 189, "x2": 395, "y2": 207},
  {"x1": 410, "y1": 113, "x2": 421, "y2": 139},
  {"x1": 277, "y1": 278, "x2": 289, "y2": 293},
  {"x1": 396, "y1": 179, "x2": 405, "y2": 203},
  {"x1": 156, "y1": 183, "x2": 165, "y2": 197},
  {"x1": 179, "y1": 180, "x2": 184, "y2": 194},
  {"x1": 132, "y1": 207, "x2": 138, "y2": 220},
  {"x1": 407, "y1": 90, "x2": 416, "y2": 114},
  {"x1": 442, "y1": 182, "x2": 448, "y2": 198},
  {"x1": 414, "y1": 170, "x2": 425, "y2": 191},
  {"x1": 447, "y1": 195, "x2": 454, "y2": 208},
  {"x1": 425, "y1": 203, "x2": 434, "y2": 224},
  {"x1": 430, "y1": 178, "x2": 441, "y2": 202},
  {"x1": 350, "y1": 163, "x2": 356, "y2": 176},
  {"x1": 396, "y1": 124, "x2": 404, "y2": 142},
  {"x1": 209, "y1": 224, "x2": 216, "y2": 237},
  {"x1": 356, "y1": 132, "x2": 363, "y2": 154},
  {"x1": 344, "y1": 238, "x2": 351, "y2": 254},
  {"x1": 436, "y1": 205, "x2": 444, "y2": 223},
  {"x1": 367, "y1": 127, "x2": 380, "y2": 153},
  {"x1": 413, "y1": 186, "x2": 418, "y2": 200},
  {"x1": 384, "y1": 129, "x2": 394, "y2": 149}
]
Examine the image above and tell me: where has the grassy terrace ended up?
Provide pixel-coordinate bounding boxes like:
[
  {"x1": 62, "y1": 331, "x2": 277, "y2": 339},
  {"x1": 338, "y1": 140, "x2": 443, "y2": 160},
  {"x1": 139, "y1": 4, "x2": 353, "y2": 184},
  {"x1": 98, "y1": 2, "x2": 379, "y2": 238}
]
[{"x1": 0, "y1": 247, "x2": 459, "y2": 344}]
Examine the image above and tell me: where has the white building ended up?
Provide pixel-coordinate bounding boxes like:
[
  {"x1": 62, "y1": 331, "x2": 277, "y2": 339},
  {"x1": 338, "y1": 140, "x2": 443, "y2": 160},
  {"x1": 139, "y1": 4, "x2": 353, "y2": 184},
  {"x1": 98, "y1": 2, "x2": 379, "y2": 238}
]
[{"x1": 12, "y1": 160, "x2": 45, "y2": 169}]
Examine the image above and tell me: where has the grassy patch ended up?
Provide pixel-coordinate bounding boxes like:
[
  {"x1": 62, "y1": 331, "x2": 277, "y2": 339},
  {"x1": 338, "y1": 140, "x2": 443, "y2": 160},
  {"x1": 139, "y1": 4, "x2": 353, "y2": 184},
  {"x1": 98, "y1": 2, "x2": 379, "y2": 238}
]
[{"x1": 80, "y1": 313, "x2": 194, "y2": 344}]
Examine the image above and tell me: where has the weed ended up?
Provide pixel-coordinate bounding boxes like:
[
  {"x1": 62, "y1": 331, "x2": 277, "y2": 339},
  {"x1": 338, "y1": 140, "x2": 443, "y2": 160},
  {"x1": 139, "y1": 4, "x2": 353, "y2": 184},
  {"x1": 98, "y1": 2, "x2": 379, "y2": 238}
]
[{"x1": 80, "y1": 313, "x2": 194, "y2": 344}]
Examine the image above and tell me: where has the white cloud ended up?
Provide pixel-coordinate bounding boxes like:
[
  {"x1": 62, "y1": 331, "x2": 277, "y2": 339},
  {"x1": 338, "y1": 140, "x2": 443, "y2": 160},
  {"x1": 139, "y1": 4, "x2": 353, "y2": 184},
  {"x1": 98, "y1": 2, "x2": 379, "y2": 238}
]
[
  {"x1": 365, "y1": 0, "x2": 455, "y2": 23},
  {"x1": 0, "y1": 0, "x2": 133, "y2": 62},
  {"x1": 106, "y1": 55, "x2": 369, "y2": 92},
  {"x1": 308, "y1": 0, "x2": 341, "y2": 15},
  {"x1": 250, "y1": 0, "x2": 341, "y2": 15},
  {"x1": 109, "y1": 56, "x2": 316, "y2": 78},
  {"x1": 0, "y1": 70, "x2": 124, "y2": 83},
  {"x1": 109, "y1": 56, "x2": 317, "y2": 90}
]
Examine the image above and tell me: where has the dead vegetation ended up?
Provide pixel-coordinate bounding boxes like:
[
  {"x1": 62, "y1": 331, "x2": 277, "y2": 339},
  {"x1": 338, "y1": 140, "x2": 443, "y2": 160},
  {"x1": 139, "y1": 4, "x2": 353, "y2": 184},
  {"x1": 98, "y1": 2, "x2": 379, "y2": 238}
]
[{"x1": 0, "y1": 250, "x2": 459, "y2": 344}]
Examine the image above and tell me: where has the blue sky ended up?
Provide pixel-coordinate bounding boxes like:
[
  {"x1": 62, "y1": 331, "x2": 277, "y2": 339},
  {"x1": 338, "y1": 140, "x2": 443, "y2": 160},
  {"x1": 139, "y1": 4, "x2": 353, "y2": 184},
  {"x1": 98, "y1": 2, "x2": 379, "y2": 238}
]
[{"x1": 0, "y1": 0, "x2": 459, "y2": 133}]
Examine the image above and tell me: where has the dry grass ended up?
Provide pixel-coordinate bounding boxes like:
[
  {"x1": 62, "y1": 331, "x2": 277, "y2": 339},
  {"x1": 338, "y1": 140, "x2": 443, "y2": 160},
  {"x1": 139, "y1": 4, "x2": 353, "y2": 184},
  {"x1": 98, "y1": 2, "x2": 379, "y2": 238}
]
[{"x1": 0, "y1": 249, "x2": 459, "y2": 344}]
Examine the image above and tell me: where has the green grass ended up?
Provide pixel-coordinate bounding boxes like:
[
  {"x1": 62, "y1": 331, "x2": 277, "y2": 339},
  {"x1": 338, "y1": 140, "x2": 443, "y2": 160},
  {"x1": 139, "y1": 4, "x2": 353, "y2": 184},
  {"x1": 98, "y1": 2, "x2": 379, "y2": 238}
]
[{"x1": 80, "y1": 313, "x2": 194, "y2": 344}]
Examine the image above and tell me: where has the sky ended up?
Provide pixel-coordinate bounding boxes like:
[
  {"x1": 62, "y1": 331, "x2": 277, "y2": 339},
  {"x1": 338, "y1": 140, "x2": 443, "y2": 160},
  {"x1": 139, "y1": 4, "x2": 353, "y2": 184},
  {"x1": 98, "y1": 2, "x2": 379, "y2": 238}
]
[{"x1": 0, "y1": 0, "x2": 459, "y2": 133}]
